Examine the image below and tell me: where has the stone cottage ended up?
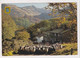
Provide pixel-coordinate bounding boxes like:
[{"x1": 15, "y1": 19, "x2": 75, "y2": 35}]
[{"x1": 34, "y1": 29, "x2": 70, "y2": 44}]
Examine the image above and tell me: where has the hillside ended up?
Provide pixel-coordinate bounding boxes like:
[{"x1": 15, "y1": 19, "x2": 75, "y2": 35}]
[
  {"x1": 2, "y1": 4, "x2": 52, "y2": 28},
  {"x1": 2, "y1": 4, "x2": 70, "y2": 22},
  {"x1": 2, "y1": 4, "x2": 50, "y2": 17}
]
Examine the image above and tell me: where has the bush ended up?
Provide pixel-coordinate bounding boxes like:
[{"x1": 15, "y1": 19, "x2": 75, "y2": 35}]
[
  {"x1": 3, "y1": 51, "x2": 13, "y2": 56},
  {"x1": 16, "y1": 31, "x2": 30, "y2": 40}
]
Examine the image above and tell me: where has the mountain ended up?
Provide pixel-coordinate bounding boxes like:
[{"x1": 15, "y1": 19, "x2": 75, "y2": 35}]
[
  {"x1": 21, "y1": 6, "x2": 50, "y2": 16},
  {"x1": 34, "y1": 12, "x2": 53, "y2": 20},
  {"x1": 2, "y1": 4, "x2": 28, "y2": 18},
  {"x1": 2, "y1": 4, "x2": 52, "y2": 22},
  {"x1": 2, "y1": 4, "x2": 50, "y2": 17},
  {"x1": 2, "y1": 4, "x2": 69, "y2": 29}
]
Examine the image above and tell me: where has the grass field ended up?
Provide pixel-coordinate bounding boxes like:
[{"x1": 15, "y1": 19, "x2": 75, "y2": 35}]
[{"x1": 51, "y1": 43, "x2": 77, "y2": 55}]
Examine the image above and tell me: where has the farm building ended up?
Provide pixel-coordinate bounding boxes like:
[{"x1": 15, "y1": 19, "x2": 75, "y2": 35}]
[{"x1": 34, "y1": 29, "x2": 70, "y2": 44}]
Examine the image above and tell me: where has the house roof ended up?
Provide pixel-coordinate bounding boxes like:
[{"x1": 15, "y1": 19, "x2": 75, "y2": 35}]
[
  {"x1": 49, "y1": 29, "x2": 63, "y2": 33},
  {"x1": 49, "y1": 29, "x2": 70, "y2": 34}
]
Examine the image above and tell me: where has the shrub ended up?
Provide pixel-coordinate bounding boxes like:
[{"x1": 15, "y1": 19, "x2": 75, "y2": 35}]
[
  {"x1": 16, "y1": 31, "x2": 30, "y2": 40},
  {"x1": 3, "y1": 51, "x2": 13, "y2": 56}
]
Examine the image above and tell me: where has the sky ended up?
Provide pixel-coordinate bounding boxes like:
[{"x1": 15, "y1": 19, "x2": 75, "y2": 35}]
[{"x1": 9, "y1": 3, "x2": 48, "y2": 8}]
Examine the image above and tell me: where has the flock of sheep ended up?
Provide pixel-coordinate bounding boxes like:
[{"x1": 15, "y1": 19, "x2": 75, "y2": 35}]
[{"x1": 18, "y1": 43, "x2": 63, "y2": 55}]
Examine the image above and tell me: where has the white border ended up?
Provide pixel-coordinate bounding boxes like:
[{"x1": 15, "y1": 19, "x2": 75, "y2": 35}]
[
  {"x1": 0, "y1": 0, "x2": 78, "y2": 3},
  {"x1": 0, "y1": 0, "x2": 80, "y2": 58}
]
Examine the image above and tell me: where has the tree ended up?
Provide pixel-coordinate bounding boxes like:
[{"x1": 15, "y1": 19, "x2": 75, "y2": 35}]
[
  {"x1": 46, "y1": 3, "x2": 77, "y2": 30},
  {"x1": 2, "y1": 11, "x2": 17, "y2": 40},
  {"x1": 16, "y1": 31, "x2": 30, "y2": 40},
  {"x1": 46, "y1": 3, "x2": 77, "y2": 19},
  {"x1": 13, "y1": 18, "x2": 30, "y2": 29}
]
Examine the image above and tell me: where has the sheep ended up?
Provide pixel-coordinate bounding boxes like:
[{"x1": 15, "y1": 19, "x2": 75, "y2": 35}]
[
  {"x1": 33, "y1": 46, "x2": 36, "y2": 52},
  {"x1": 19, "y1": 43, "x2": 63, "y2": 55},
  {"x1": 33, "y1": 47, "x2": 36, "y2": 53},
  {"x1": 46, "y1": 45, "x2": 55, "y2": 54},
  {"x1": 34, "y1": 45, "x2": 45, "y2": 54},
  {"x1": 46, "y1": 47, "x2": 49, "y2": 53},
  {"x1": 43, "y1": 47, "x2": 50, "y2": 55},
  {"x1": 24, "y1": 46, "x2": 30, "y2": 54},
  {"x1": 41, "y1": 46, "x2": 49, "y2": 54},
  {"x1": 60, "y1": 45, "x2": 65, "y2": 48},
  {"x1": 35, "y1": 46, "x2": 40, "y2": 54},
  {"x1": 52, "y1": 43, "x2": 62, "y2": 50},
  {"x1": 20, "y1": 46, "x2": 25, "y2": 50},
  {"x1": 29, "y1": 46, "x2": 37, "y2": 54}
]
